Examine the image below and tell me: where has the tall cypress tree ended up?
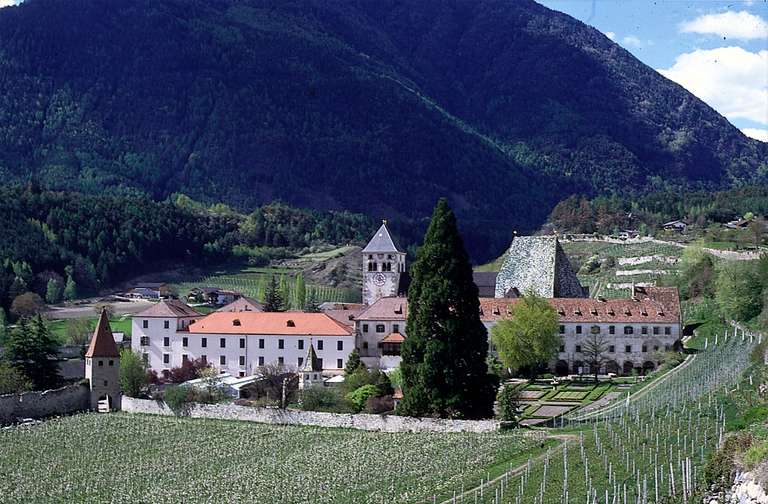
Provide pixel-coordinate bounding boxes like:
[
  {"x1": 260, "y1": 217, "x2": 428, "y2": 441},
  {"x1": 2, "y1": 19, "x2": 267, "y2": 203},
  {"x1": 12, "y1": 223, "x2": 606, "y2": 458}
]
[
  {"x1": 399, "y1": 198, "x2": 497, "y2": 419},
  {"x1": 263, "y1": 275, "x2": 284, "y2": 312}
]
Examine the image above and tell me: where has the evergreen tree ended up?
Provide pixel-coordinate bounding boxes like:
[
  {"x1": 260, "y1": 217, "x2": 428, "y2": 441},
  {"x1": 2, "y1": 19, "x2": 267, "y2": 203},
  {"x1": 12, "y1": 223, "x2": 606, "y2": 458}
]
[
  {"x1": 8, "y1": 276, "x2": 27, "y2": 302},
  {"x1": 398, "y1": 198, "x2": 497, "y2": 419},
  {"x1": 6, "y1": 315, "x2": 60, "y2": 390},
  {"x1": 45, "y1": 277, "x2": 64, "y2": 304},
  {"x1": 304, "y1": 289, "x2": 320, "y2": 312},
  {"x1": 63, "y1": 275, "x2": 78, "y2": 301},
  {"x1": 263, "y1": 275, "x2": 284, "y2": 312},
  {"x1": 279, "y1": 275, "x2": 291, "y2": 310},
  {"x1": 344, "y1": 348, "x2": 363, "y2": 375},
  {"x1": 295, "y1": 273, "x2": 306, "y2": 311},
  {"x1": 0, "y1": 307, "x2": 5, "y2": 345}
]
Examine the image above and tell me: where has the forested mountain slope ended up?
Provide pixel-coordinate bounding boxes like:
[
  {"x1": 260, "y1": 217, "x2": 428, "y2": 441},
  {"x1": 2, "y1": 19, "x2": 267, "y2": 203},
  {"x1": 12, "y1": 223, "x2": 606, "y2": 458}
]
[{"x1": 0, "y1": 0, "x2": 764, "y2": 260}]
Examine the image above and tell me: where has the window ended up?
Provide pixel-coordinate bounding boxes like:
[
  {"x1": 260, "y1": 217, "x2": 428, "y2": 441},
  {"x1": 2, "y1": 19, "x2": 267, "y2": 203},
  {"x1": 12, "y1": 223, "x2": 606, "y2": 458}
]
[
  {"x1": 298, "y1": 339, "x2": 304, "y2": 350},
  {"x1": 559, "y1": 344, "x2": 565, "y2": 353},
  {"x1": 393, "y1": 324, "x2": 399, "y2": 333},
  {"x1": 337, "y1": 340, "x2": 344, "y2": 351},
  {"x1": 108, "y1": 360, "x2": 114, "y2": 366},
  {"x1": 575, "y1": 325, "x2": 582, "y2": 334},
  {"x1": 664, "y1": 327, "x2": 671, "y2": 335},
  {"x1": 220, "y1": 356, "x2": 226, "y2": 365},
  {"x1": 278, "y1": 339, "x2": 284, "y2": 350},
  {"x1": 182, "y1": 354, "x2": 189, "y2": 364},
  {"x1": 625, "y1": 345, "x2": 632, "y2": 353},
  {"x1": 164, "y1": 320, "x2": 170, "y2": 329},
  {"x1": 363, "y1": 342, "x2": 368, "y2": 349},
  {"x1": 575, "y1": 345, "x2": 582, "y2": 353},
  {"x1": 653, "y1": 326, "x2": 660, "y2": 335},
  {"x1": 239, "y1": 371, "x2": 245, "y2": 378},
  {"x1": 641, "y1": 326, "x2": 648, "y2": 335},
  {"x1": 202, "y1": 337, "x2": 207, "y2": 348},
  {"x1": 239, "y1": 356, "x2": 245, "y2": 366},
  {"x1": 182, "y1": 337, "x2": 188, "y2": 347},
  {"x1": 664, "y1": 344, "x2": 671, "y2": 351},
  {"x1": 376, "y1": 324, "x2": 385, "y2": 333},
  {"x1": 654, "y1": 345, "x2": 659, "y2": 352},
  {"x1": 624, "y1": 326, "x2": 634, "y2": 335},
  {"x1": 259, "y1": 339, "x2": 264, "y2": 349},
  {"x1": 317, "y1": 340, "x2": 324, "y2": 351},
  {"x1": 362, "y1": 324, "x2": 369, "y2": 333},
  {"x1": 140, "y1": 336, "x2": 150, "y2": 346},
  {"x1": 142, "y1": 320, "x2": 148, "y2": 329},
  {"x1": 201, "y1": 355, "x2": 207, "y2": 363},
  {"x1": 258, "y1": 356, "x2": 264, "y2": 366},
  {"x1": 298, "y1": 357, "x2": 304, "y2": 367},
  {"x1": 163, "y1": 354, "x2": 170, "y2": 364},
  {"x1": 642, "y1": 345, "x2": 647, "y2": 353},
  {"x1": 608, "y1": 345, "x2": 615, "y2": 353},
  {"x1": 220, "y1": 338, "x2": 226, "y2": 348},
  {"x1": 590, "y1": 325, "x2": 601, "y2": 334},
  {"x1": 98, "y1": 360, "x2": 103, "y2": 367},
  {"x1": 163, "y1": 337, "x2": 170, "y2": 347},
  {"x1": 337, "y1": 359, "x2": 343, "y2": 369},
  {"x1": 103, "y1": 380, "x2": 108, "y2": 387},
  {"x1": 317, "y1": 358, "x2": 323, "y2": 368},
  {"x1": 559, "y1": 325, "x2": 565, "y2": 334},
  {"x1": 278, "y1": 357, "x2": 284, "y2": 366},
  {"x1": 239, "y1": 338, "x2": 245, "y2": 349},
  {"x1": 609, "y1": 325, "x2": 615, "y2": 335}
]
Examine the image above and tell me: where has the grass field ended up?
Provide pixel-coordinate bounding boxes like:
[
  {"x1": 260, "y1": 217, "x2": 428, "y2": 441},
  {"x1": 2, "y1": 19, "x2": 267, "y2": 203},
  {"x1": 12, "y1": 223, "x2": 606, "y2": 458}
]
[
  {"x1": 0, "y1": 414, "x2": 548, "y2": 504},
  {"x1": 46, "y1": 316, "x2": 132, "y2": 344}
]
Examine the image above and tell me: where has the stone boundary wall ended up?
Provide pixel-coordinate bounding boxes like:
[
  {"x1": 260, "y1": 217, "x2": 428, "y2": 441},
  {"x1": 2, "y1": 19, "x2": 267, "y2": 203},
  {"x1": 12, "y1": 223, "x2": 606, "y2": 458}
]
[
  {"x1": 122, "y1": 397, "x2": 500, "y2": 433},
  {"x1": 0, "y1": 383, "x2": 90, "y2": 424}
]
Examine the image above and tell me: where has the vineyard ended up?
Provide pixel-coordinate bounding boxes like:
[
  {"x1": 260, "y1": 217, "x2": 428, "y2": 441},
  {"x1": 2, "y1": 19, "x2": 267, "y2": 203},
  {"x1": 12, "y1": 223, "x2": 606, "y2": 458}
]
[
  {"x1": 442, "y1": 326, "x2": 763, "y2": 504},
  {"x1": 175, "y1": 268, "x2": 360, "y2": 308},
  {"x1": 0, "y1": 413, "x2": 547, "y2": 504}
]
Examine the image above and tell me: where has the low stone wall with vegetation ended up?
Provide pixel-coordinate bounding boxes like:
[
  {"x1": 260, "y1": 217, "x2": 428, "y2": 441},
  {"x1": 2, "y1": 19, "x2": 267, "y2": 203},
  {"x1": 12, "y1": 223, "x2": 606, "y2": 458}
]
[
  {"x1": 122, "y1": 397, "x2": 500, "y2": 433},
  {"x1": 0, "y1": 383, "x2": 90, "y2": 424}
]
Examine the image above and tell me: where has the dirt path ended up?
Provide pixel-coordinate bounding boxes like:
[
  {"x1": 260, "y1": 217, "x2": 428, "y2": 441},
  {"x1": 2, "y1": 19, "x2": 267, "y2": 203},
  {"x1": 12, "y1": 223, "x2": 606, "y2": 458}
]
[{"x1": 437, "y1": 434, "x2": 578, "y2": 504}]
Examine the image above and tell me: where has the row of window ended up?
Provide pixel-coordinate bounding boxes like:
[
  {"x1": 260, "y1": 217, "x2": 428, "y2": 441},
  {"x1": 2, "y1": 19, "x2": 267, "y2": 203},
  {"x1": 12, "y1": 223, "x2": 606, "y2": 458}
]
[
  {"x1": 155, "y1": 353, "x2": 344, "y2": 369},
  {"x1": 559, "y1": 343, "x2": 670, "y2": 354},
  {"x1": 558, "y1": 325, "x2": 672, "y2": 336},
  {"x1": 139, "y1": 336, "x2": 344, "y2": 351},
  {"x1": 362, "y1": 324, "x2": 399, "y2": 333}
]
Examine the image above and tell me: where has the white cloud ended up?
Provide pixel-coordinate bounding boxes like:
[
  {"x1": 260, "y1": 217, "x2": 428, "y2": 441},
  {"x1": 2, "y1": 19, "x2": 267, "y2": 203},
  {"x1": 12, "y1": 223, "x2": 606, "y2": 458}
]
[
  {"x1": 622, "y1": 36, "x2": 643, "y2": 47},
  {"x1": 658, "y1": 47, "x2": 768, "y2": 126},
  {"x1": 0, "y1": 0, "x2": 22, "y2": 7},
  {"x1": 604, "y1": 31, "x2": 616, "y2": 41},
  {"x1": 743, "y1": 128, "x2": 768, "y2": 142},
  {"x1": 680, "y1": 11, "x2": 768, "y2": 40}
]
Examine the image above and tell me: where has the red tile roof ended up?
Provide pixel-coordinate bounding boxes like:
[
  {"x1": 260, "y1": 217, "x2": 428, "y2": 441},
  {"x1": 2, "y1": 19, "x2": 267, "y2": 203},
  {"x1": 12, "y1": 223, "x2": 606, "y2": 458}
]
[
  {"x1": 135, "y1": 299, "x2": 202, "y2": 318},
  {"x1": 356, "y1": 297, "x2": 408, "y2": 320},
  {"x1": 323, "y1": 308, "x2": 365, "y2": 328},
  {"x1": 188, "y1": 312, "x2": 352, "y2": 335},
  {"x1": 85, "y1": 310, "x2": 120, "y2": 358},
  {"x1": 381, "y1": 332, "x2": 405, "y2": 343}
]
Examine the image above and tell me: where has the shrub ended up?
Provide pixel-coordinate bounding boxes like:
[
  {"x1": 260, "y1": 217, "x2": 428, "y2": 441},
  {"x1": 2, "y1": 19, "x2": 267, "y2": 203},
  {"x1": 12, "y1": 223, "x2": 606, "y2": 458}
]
[
  {"x1": 163, "y1": 385, "x2": 192, "y2": 416},
  {"x1": 301, "y1": 385, "x2": 354, "y2": 413},
  {"x1": 497, "y1": 385, "x2": 521, "y2": 424},
  {"x1": 346, "y1": 384, "x2": 380, "y2": 412},
  {"x1": 744, "y1": 440, "x2": 768, "y2": 470}
]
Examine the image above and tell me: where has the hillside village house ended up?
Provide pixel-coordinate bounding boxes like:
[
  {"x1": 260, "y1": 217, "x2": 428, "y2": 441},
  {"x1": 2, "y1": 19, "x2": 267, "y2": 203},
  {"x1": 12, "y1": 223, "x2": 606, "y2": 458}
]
[{"x1": 132, "y1": 301, "x2": 354, "y2": 377}]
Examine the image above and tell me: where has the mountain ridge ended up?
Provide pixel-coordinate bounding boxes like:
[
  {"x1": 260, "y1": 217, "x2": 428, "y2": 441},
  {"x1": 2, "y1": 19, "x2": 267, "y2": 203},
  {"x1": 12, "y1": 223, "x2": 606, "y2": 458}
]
[{"x1": 0, "y1": 0, "x2": 764, "y2": 260}]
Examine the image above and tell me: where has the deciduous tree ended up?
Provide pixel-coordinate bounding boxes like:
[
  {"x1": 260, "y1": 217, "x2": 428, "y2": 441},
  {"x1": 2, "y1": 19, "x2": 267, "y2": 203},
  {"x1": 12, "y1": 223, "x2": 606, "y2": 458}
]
[
  {"x1": 491, "y1": 293, "x2": 559, "y2": 377},
  {"x1": 119, "y1": 349, "x2": 148, "y2": 397}
]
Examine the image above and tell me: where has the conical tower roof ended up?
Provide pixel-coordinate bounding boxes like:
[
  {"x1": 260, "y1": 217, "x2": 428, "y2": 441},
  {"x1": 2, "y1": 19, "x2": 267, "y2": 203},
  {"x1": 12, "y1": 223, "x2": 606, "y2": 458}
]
[
  {"x1": 85, "y1": 309, "x2": 120, "y2": 358},
  {"x1": 362, "y1": 221, "x2": 401, "y2": 253},
  {"x1": 301, "y1": 343, "x2": 322, "y2": 372}
]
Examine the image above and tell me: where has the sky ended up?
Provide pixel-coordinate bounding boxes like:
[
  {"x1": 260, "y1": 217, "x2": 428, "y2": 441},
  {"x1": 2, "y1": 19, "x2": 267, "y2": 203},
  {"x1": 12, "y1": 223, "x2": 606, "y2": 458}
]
[
  {"x1": 0, "y1": 0, "x2": 765, "y2": 142},
  {"x1": 538, "y1": 0, "x2": 768, "y2": 142}
]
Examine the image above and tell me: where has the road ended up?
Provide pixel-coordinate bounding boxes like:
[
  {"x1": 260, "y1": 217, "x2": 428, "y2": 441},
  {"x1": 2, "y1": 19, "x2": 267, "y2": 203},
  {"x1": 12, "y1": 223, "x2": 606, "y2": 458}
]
[{"x1": 46, "y1": 300, "x2": 153, "y2": 319}]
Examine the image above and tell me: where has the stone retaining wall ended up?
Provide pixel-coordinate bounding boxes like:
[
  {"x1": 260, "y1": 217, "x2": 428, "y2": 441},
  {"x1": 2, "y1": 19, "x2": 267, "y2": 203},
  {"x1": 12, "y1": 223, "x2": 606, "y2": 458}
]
[
  {"x1": 0, "y1": 383, "x2": 90, "y2": 424},
  {"x1": 122, "y1": 397, "x2": 500, "y2": 433}
]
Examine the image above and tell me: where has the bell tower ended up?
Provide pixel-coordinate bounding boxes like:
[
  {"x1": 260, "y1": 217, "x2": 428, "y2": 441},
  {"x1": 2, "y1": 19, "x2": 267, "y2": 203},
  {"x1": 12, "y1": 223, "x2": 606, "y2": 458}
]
[
  {"x1": 362, "y1": 220, "x2": 406, "y2": 305},
  {"x1": 85, "y1": 309, "x2": 122, "y2": 412}
]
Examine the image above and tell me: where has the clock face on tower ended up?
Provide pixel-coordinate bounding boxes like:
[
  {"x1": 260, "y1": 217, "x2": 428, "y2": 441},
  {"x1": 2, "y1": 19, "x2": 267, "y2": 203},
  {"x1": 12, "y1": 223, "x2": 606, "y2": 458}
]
[{"x1": 373, "y1": 273, "x2": 386, "y2": 286}]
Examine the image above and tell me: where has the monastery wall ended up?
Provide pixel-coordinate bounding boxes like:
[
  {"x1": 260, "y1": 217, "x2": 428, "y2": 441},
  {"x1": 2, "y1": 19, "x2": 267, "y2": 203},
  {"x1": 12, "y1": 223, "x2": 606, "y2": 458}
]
[
  {"x1": 0, "y1": 382, "x2": 90, "y2": 424},
  {"x1": 122, "y1": 397, "x2": 500, "y2": 433}
]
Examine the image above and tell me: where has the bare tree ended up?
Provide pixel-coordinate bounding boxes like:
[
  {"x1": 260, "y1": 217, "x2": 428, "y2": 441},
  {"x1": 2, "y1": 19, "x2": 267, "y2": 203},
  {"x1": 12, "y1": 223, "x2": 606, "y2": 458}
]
[
  {"x1": 93, "y1": 302, "x2": 115, "y2": 319},
  {"x1": 583, "y1": 330, "x2": 610, "y2": 382},
  {"x1": 66, "y1": 318, "x2": 93, "y2": 346}
]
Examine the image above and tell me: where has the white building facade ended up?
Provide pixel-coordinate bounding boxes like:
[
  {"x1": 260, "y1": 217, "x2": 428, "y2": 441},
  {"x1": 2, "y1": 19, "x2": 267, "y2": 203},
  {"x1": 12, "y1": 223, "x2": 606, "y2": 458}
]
[{"x1": 132, "y1": 304, "x2": 354, "y2": 377}]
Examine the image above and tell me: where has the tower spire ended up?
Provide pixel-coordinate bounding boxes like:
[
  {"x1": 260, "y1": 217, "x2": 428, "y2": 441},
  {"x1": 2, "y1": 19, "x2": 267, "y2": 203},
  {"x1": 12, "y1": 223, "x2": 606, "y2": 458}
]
[{"x1": 85, "y1": 309, "x2": 120, "y2": 358}]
